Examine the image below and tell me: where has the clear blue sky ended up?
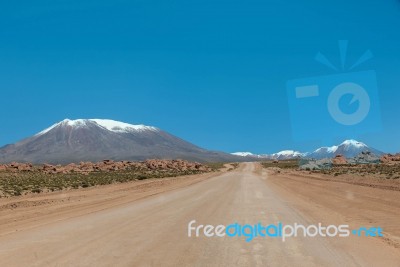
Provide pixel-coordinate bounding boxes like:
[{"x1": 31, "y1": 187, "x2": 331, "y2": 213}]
[{"x1": 1, "y1": 0, "x2": 399, "y2": 153}]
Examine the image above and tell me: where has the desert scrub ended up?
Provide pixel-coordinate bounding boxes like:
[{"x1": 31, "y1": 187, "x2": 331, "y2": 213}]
[
  {"x1": 0, "y1": 168, "x2": 207, "y2": 197},
  {"x1": 309, "y1": 163, "x2": 400, "y2": 179},
  {"x1": 206, "y1": 162, "x2": 226, "y2": 171},
  {"x1": 261, "y1": 160, "x2": 299, "y2": 169},
  {"x1": 230, "y1": 163, "x2": 240, "y2": 169}
]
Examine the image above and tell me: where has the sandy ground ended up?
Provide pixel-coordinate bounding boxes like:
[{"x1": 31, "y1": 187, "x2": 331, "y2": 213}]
[{"x1": 0, "y1": 163, "x2": 399, "y2": 266}]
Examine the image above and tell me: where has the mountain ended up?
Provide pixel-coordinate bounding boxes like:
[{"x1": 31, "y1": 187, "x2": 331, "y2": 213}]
[
  {"x1": 270, "y1": 150, "x2": 305, "y2": 160},
  {"x1": 231, "y1": 150, "x2": 304, "y2": 160},
  {"x1": 231, "y1": 152, "x2": 256, "y2": 157},
  {"x1": 231, "y1": 139, "x2": 383, "y2": 160},
  {"x1": 307, "y1": 140, "x2": 383, "y2": 159},
  {"x1": 0, "y1": 119, "x2": 242, "y2": 164}
]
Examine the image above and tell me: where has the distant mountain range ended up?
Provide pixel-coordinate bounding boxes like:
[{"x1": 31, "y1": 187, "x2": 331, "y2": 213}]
[
  {"x1": 0, "y1": 119, "x2": 385, "y2": 164},
  {"x1": 0, "y1": 119, "x2": 242, "y2": 164},
  {"x1": 232, "y1": 140, "x2": 384, "y2": 160},
  {"x1": 231, "y1": 150, "x2": 304, "y2": 160},
  {"x1": 306, "y1": 140, "x2": 383, "y2": 159}
]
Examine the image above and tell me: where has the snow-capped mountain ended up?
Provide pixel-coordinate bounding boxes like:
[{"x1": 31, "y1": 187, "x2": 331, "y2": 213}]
[
  {"x1": 307, "y1": 140, "x2": 383, "y2": 159},
  {"x1": 271, "y1": 150, "x2": 305, "y2": 160},
  {"x1": 0, "y1": 119, "x2": 242, "y2": 164},
  {"x1": 36, "y1": 119, "x2": 158, "y2": 136},
  {"x1": 231, "y1": 150, "x2": 304, "y2": 160},
  {"x1": 231, "y1": 139, "x2": 383, "y2": 160},
  {"x1": 231, "y1": 152, "x2": 256, "y2": 157}
]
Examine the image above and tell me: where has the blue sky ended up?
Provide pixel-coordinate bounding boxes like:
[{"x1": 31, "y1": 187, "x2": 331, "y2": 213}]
[{"x1": 0, "y1": 0, "x2": 399, "y2": 153}]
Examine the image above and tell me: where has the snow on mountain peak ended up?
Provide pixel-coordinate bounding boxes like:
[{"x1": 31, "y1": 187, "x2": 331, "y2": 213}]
[
  {"x1": 274, "y1": 150, "x2": 301, "y2": 156},
  {"x1": 231, "y1": 152, "x2": 254, "y2": 157},
  {"x1": 271, "y1": 150, "x2": 304, "y2": 159},
  {"x1": 314, "y1": 145, "x2": 338, "y2": 153},
  {"x1": 36, "y1": 119, "x2": 86, "y2": 136},
  {"x1": 36, "y1": 119, "x2": 158, "y2": 136},
  {"x1": 230, "y1": 139, "x2": 375, "y2": 160},
  {"x1": 312, "y1": 140, "x2": 367, "y2": 154},
  {"x1": 340, "y1": 139, "x2": 367, "y2": 148},
  {"x1": 231, "y1": 150, "x2": 303, "y2": 159},
  {"x1": 90, "y1": 119, "x2": 158, "y2": 133}
]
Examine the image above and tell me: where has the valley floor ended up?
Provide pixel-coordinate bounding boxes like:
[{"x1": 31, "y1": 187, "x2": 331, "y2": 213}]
[{"x1": 0, "y1": 163, "x2": 399, "y2": 266}]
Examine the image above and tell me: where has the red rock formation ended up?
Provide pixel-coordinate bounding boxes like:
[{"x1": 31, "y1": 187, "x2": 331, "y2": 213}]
[
  {"x1": 0, "y1": 159, "x2": 211, "y2": 174},
  {"x1": 380, "y1": 154, "x2": 400, "y2": 165},
  {"x1": 332, "y1": 155, "x2": 347, "y2": 165}
]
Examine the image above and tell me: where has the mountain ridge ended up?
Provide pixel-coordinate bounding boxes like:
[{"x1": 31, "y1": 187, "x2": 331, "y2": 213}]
[
  {"x1": 0, "y1": 119, "x2": 242, "y2": 164},
  {"x1": 232, "y1": 139, "x2": 384, "y2": 160}
]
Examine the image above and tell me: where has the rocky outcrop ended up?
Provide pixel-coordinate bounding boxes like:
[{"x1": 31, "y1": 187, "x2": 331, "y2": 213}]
[
  {"x1": 0, "y1": 159, "x2": 212, "y2": 174},
  {"x1": 3, "y1": 162, "x2": 34, "y2": 172},
  {"x1": 299, "y1": 158, "x2": 332, "y2": 170},
  {"x1": 380, "y1": 154, "x2": 400, "y2": 165},
  {"x1": 301, "y1": 151, "x2": 381, "y2": 170},
  {"x1": 332, "y1": 155, "x2": 347, "y2": 165},
  {"x1": 348, "y1": 151, "x2": 381, "y2": 164}
]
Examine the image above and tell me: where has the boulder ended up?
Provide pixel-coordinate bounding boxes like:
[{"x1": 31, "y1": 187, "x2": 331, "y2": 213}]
[
  {"x1": 300, "y1": 158, "x2": 332, "y2": 170},
  {"x1": 348, "y1": 151, "x2": 380, "y2": 164}
]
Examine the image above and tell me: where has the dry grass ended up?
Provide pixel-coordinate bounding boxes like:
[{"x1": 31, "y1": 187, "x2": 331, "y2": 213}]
[
  {"x1": 261, "y1": 160, "x2": 299, "y2": 169},
  {"x1": 316, "y1": 164, "x2": 400, "y2": 179},
  {"x1": 0, "y1": 167, "x2": 210, "y2": 197}
]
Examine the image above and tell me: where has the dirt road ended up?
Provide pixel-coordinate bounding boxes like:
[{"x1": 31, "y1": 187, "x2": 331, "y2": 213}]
[{"x1": 0, "y1": 163, "x2": 399, "y2": 266}]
